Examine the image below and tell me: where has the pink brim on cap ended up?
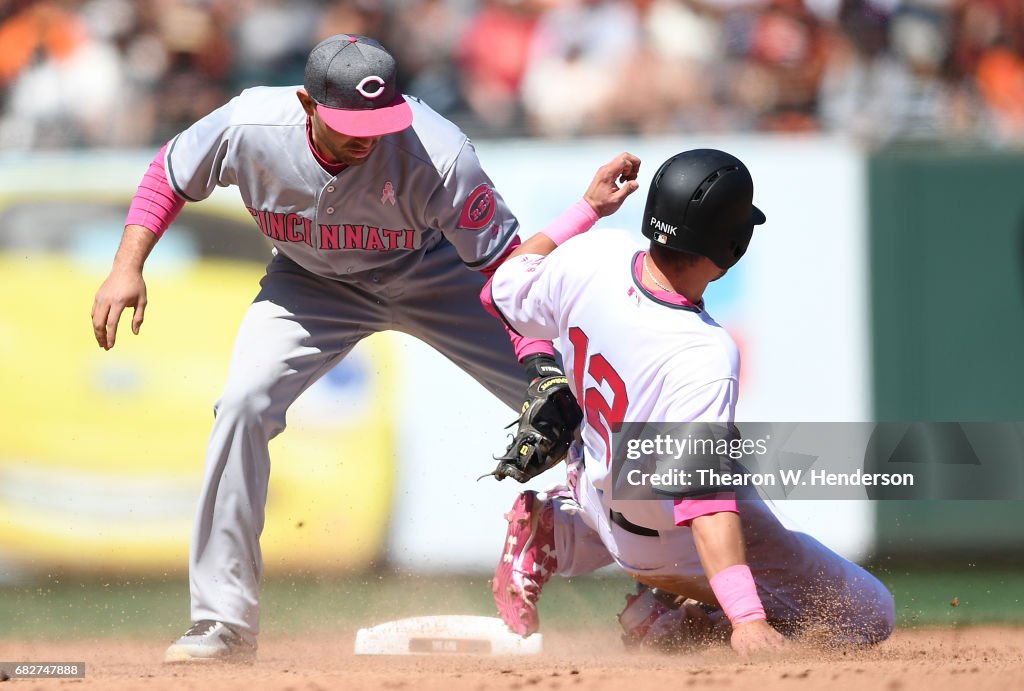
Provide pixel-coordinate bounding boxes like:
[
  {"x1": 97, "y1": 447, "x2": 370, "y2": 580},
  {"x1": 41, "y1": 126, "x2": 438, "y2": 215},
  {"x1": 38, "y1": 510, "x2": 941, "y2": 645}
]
[{"x1": 316, "y1": 94, "x2": 413, "y2": 137}]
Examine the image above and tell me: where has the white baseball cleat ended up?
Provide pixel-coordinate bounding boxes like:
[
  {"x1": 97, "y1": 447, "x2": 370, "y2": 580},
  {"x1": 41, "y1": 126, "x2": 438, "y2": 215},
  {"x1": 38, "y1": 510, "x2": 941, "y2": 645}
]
[{"x1": 163, "y1": 620, "x2": 257, "y2": 663}]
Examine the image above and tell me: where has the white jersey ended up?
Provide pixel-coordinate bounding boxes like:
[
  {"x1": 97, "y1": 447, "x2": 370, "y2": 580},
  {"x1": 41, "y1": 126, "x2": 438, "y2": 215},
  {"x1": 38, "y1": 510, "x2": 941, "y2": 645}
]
[
  {"x1": 491, "y1": 229, "x2": 739, "y2": 530},
  {"x1": 164, "y1": 86, "x2": 519, "y2": 282},
  {"x1": 493, "y1": 229, "x2": 895, "y2": 643}
]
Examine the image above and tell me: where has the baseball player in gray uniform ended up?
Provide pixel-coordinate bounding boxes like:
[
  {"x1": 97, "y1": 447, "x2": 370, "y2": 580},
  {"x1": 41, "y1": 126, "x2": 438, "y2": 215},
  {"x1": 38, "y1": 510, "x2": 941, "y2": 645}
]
[{"x1": 90, "y1": 35, "x2": 559, "y2": 663}]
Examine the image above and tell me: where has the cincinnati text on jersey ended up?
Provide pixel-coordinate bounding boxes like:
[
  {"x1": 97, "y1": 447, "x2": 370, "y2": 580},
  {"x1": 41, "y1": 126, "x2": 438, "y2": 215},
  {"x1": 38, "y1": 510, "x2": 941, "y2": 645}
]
[{"x1": 247, "y1": 208, "x2": 415, "y2": 251}]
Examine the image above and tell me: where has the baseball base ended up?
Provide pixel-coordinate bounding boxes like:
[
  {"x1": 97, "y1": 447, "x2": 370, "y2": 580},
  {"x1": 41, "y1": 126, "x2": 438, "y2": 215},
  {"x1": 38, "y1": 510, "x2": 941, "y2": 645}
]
[{"x1": 354, "y1": 615, "x2": 543, "y2": 656}]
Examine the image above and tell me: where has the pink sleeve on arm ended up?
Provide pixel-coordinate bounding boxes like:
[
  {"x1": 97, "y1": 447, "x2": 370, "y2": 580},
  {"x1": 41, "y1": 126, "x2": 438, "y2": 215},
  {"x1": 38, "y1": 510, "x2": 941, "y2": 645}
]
[
  {"x1": 124, "y1": 143, "x2": 185, "y2": 238},
  {"x1": 480, "y1": 236, "x2": 556, "y2": 361},
  {"x1": 673, "y1": 492, "x2": 738, "y2": 526},
  {"x1": 476, "y1": 197, "x2": 598, "y2": 361},
  {"x1": 540, "y1": 198, "x2": 598, "y2": 246}
]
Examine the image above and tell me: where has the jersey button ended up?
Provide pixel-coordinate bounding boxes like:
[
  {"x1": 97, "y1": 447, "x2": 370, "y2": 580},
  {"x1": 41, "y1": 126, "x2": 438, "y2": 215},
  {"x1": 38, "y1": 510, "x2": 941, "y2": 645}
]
[
  {"x1": 326, "y1": 206, "x2": 335, "y2": 214},
  {"x1": 371, "y1": 274, "x2": 381, "y2": 284},
  {"x1": 327, "y1": 186, "x2": 335, "y2": 192}
]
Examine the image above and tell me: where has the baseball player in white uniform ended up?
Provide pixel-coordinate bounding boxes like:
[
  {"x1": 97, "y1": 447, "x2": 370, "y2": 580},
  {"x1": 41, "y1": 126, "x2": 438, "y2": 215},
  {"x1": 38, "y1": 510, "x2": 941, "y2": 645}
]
[
  {"x1": 90, "y1": 35, "x2": 562, "y2": 663},
  {"x1": 486, "y1": 150, "x2": 896, "y2": 654}
]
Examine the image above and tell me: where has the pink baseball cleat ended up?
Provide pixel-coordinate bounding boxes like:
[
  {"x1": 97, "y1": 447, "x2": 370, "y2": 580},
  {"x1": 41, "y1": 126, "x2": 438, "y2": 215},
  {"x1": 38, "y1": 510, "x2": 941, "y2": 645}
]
[{"x1": 491, "y1": 490, "x2": 557, "y2": 637}]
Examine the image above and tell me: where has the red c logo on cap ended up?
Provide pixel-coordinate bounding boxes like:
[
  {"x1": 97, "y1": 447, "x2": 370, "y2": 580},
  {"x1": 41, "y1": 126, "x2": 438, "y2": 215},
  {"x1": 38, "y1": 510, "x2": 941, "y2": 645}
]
[{"x1": 459, "y1": 184, "x2": 496, "y2": 230}]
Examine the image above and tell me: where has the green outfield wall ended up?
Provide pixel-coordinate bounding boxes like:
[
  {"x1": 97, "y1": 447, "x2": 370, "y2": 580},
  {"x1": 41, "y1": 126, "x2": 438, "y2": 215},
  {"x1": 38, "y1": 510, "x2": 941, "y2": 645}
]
[{"x1": 869, "y1": 146, "x2": 1024, "y2": 558}]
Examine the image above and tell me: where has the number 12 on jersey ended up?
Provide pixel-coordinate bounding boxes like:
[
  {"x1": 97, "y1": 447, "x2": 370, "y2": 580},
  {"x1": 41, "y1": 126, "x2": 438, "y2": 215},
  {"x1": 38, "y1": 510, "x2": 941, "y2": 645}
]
[{"x1": 569, "y1": 326, "x2": 629, "y2": 466}]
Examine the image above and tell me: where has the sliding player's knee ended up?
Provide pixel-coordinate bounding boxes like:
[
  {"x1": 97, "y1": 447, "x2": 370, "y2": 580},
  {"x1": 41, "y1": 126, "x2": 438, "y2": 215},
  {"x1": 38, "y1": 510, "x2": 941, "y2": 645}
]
[{"x1": 867, "y1": 586, "x2": 896, "y2": 643}]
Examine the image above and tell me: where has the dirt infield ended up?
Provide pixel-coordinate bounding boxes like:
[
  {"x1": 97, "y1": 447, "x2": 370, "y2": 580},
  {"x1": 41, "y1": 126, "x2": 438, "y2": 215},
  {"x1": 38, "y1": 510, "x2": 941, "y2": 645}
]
[{"x1": 1, "y1": 626, "x2": 1021, "y2": 690}]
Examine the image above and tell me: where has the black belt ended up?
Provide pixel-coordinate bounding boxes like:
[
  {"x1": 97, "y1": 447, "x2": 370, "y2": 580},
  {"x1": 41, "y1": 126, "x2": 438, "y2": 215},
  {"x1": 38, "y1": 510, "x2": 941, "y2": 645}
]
[{"x1": 609, "y1": 510, "x2": 660, "y2": 537}]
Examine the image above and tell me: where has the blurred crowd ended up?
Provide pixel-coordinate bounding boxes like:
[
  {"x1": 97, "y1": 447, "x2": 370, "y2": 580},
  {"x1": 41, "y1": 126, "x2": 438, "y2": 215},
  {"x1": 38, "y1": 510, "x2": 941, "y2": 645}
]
[{"x1": 2, "y1": 0, "x2": 1024, "y2": 150}]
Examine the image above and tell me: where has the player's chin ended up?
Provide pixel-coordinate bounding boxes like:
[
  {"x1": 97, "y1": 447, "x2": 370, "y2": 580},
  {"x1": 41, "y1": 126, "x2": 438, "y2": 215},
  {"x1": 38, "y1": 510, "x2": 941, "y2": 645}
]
[{"x1": 341, "y1": 147, "x2": 377, "y2": 165}]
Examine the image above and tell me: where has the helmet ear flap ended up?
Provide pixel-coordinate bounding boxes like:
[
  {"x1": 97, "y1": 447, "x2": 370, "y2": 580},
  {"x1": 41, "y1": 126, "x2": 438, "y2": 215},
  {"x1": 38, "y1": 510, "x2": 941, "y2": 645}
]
[{"x1": 730, "y1": 221, "x2": 755, "y2": 261}]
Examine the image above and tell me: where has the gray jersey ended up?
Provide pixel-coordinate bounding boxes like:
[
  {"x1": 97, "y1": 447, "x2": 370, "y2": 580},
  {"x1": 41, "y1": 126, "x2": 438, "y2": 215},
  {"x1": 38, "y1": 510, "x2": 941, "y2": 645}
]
[
  {"x1": 162, "y1": 87, "x2": 533, "y2": 637},
  {"x1": 164, "y1": 86, "x2": 519, "y2": 282}
]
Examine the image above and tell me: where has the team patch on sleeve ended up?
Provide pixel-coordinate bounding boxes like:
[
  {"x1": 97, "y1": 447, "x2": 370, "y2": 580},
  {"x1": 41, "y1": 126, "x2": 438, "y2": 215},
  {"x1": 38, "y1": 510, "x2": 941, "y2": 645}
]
[{"x1": 458, "y1": 183, "x2": 497, "y2": 230}]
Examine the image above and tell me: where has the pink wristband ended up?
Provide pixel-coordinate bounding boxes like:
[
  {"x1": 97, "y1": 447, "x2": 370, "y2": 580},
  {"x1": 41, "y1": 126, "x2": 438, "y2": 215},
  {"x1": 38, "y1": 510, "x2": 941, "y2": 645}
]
[
  {"x1": 709, "y1": 564, "x2": 766, "y2": 625},
  {"x1": 539, "y1": 198, "x2": 599, "y2": 246}
]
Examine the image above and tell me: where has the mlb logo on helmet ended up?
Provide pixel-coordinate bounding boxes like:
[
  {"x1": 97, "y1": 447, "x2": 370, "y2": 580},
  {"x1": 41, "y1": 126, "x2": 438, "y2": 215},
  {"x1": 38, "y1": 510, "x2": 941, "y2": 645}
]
[{"x1": 654, "y1": 233, "x2": 669, "y2": 244}]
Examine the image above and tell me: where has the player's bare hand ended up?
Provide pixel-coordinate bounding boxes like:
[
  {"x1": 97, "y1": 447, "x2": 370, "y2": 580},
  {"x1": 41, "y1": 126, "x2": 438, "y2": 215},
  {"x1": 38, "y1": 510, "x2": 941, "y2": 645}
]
[
  {"x1": 730, "y1": 619, "x2": 787, "y2": 657},
  {"x1": 92, "y1": 268, "x2": 148, "y2": 350},
  {"x1": 583, "y1": 152, "x2": 641, "y2": 218}
]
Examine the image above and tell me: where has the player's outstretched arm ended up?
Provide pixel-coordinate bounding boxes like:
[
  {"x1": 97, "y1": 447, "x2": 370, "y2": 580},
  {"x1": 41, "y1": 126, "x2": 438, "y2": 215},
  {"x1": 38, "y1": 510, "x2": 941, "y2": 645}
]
[
  {"x1": 690, "y1": 511, "x2": 787, "y2": 656},
  {"x1": 92, "y1": 225, "x2": 157, "y2": 350},
  {"x1": 93, "y1": 142, "x2": 186, "y2": 350},
  {"x1": 508, "y1": 152, "x2": 641, "y2": 261}
]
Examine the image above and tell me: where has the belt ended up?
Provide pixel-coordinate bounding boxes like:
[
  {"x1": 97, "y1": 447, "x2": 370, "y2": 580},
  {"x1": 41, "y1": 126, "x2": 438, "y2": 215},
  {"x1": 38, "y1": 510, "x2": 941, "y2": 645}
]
[{"x1": 609, "y1": 510, "x2": 660, "y2": 537}]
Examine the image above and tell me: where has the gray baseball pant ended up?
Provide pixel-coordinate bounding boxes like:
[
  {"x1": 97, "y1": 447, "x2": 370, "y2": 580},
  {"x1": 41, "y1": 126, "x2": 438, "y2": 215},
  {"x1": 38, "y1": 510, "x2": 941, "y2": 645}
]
[{"x1": 188, "y1": 239, "x2": 527, "y2": 634}]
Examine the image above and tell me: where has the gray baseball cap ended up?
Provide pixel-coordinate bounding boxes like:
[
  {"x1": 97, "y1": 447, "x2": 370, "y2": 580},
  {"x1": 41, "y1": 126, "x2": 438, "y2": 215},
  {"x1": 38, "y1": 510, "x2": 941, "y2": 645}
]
[{"x1": 304, "y1": 34, "x2": 413, "y2": 137}]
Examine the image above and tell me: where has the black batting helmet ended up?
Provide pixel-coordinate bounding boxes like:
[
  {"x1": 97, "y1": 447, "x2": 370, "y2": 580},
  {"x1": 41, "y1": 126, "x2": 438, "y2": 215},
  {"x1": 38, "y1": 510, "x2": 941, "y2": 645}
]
[{"x1": 642, "y1": 149, "x2": 766, "y2": 269}]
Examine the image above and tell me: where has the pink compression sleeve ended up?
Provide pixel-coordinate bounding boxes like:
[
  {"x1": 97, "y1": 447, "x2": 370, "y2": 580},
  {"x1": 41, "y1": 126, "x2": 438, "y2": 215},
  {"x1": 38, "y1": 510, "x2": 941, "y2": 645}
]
[
  {"x1": 480, "y1": 236, "x2": 556, "y2": 361},
  {"x1": 709, "y1": 564, "x2": 766, "y2": 625},
  {"x1": 539, "y1": 198, "x2": 599, "y2": 246},
  {"x1": 124, "y1": 143, "x2": 185, "y2": 238},
  {"x1": 474, "y1": 197, "x2": 597, "y2": 360}
]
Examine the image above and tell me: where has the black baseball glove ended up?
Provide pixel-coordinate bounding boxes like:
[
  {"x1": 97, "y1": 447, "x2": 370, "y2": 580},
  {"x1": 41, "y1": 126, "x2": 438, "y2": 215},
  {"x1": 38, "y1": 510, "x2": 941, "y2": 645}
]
[{"x1": 482, "y1": 356, "x2": 583, "y2": 483}]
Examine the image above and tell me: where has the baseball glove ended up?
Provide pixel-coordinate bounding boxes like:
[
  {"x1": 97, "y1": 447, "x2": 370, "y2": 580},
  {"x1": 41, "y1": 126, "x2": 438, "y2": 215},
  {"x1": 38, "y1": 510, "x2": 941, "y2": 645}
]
[{"x1": 483, "y1": 374, "x2": 584, "y2": 483}]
